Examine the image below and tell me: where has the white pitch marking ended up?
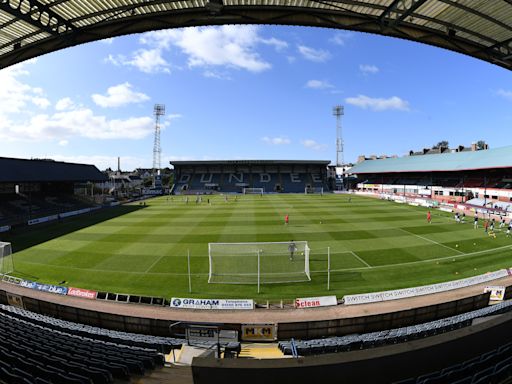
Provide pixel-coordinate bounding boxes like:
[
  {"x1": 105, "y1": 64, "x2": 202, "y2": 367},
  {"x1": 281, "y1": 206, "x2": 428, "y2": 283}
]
[{"x1": 398, "y1": 227, "x2": 464, "y2": 254}]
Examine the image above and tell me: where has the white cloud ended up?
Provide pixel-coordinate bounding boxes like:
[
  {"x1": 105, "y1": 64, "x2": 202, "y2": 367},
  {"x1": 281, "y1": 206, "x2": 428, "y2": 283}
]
[
  {"x1": 262, "y1": 136, "x2": 291, "y2": 145},
  {"x1": 129, "y1": 49, "x2": 170, "y2": 74},
  {"x1": 329, "y1": 31, "x2": 353, "y2": 46},
  {"x1": 166, "y1": 114, "x2": 183, "y2": 123},
  {"x1": 360, "y1": 64, "x2": 379, "y2": 74},
  {"x1": 55, "y1": 97, "x2": 74, "y2": 111},
  {"x1": 305, "y1": 80, "x2": 333, "y2": 89},
  {"x1": 497, "y1": 89, "x2": 512, "y2": 101},
  {"x1": 301, "y1": 139, "x2": 327, "y2": 151},
  {"x1": 107, "y1": 26, "x2": 287, "y2": 74},
  {"x1": 203, "y1": 70, "x2": 232, "y2": 80},
  {"x1": 297, "y1": 45, "x2": 330, "y2": 62},
  {"x1": 0, "y1": 60, "x2": 170, "y2": 145},
  {"x1": 32, "y1": 97, "x2": 51, "y2": 109},
  {"x1": 345, "y1": 95, "x2": 410, "y2": 111},
  {"x1": 0, "y1": 108, "x2": 155, "y2": 142},
  {"x1": 106, "y1": 49, "x2": 171, "y2": 74},
  {"x1": 0, "y1": 62, "x2": 50, "y2": 116},
  {"x1": 142, "y1": 26, "x2": 274, "y2": 72},
  {"x1": 92, "y1": 82, "x2": 150, "y2": 108},
  {"x1": 100, "y1": 38, "x2": 115, "y2": 45},
  {"x1": 260, "y1": 37, "x2": 288, "y2": 51}
]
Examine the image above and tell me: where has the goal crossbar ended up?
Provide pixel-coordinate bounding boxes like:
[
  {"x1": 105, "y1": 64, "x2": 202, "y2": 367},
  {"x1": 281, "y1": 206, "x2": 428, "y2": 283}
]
[{"x1": 243, "y1": 188, "x2": 264, "y2": 195}]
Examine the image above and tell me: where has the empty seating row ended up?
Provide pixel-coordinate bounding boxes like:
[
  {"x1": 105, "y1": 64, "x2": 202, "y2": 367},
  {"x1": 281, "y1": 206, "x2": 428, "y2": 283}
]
[
  {"x1": 0, "y1": 304, "x2": 183, "y2": 354},
  {"x1": 394, "y1": 341, "x2": 512, "y2": 384},
  {"x1": 279, "y1": 300, "x2": 512, "y2": 356},
  {"x1": 0, "y1": 309, "x2": 165, "y2": 383}
]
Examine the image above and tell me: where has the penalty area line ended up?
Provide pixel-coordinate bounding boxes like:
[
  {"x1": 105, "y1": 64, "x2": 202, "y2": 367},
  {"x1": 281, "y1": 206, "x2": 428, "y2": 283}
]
[
  {"x1": 398, "y1": 227, "x2": 464, "y2": 254},
  {"x1": 310, "y1": 244, "x2": 512, "y2": 274},
  {"x1": 348, "y1": 251, "x2": 372, "y2": 268}
]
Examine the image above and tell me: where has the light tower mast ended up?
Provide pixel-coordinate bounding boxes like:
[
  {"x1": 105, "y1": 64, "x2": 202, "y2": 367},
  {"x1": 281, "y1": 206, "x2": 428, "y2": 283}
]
[
  {"x1": 333, "y1": 105, "x2": 344, "y2": 167},
  {"x1": 152, "y1": 104, "x2": 165, "y2": 174}
]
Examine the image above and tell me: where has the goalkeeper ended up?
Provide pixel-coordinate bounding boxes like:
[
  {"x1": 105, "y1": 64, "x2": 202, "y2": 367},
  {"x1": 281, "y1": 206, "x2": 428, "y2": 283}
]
[{"x1": 288, "y1": 240, "x2": 297, "y2": 261}]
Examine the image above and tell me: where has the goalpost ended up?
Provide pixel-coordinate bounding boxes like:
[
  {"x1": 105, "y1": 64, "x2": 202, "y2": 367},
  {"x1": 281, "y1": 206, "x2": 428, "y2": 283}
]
[
  {"x1": 305, "y1": 186, "x2": 323, "y2": 195},
  {"x1": 0, "y1": 242, "x2": 13, "y2": 275},
  {"x1": 243, "y1": 187, "x2": 264, "y2": 195},
  {"x1": 208, "y1": 241, "x2": 310, "y2": 286}
]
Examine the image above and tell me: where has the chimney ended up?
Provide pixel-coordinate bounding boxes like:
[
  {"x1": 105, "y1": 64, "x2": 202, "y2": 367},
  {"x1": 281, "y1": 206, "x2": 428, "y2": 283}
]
[
  {"x1": 117, "y1": 157, "x2": 121, "y2": 172},
  {"x1": 471, "y1": 143, "x2": 477, "y2": 151},
  {"x1": 370, "y1": 155, "x2": 377, "y2": 160},
  {"x1": 357, "y1": 155, "x2": 366, "y2": 163}
]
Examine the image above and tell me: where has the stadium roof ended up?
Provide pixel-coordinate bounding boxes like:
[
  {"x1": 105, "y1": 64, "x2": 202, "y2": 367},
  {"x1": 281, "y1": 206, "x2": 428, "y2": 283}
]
[
  {"x1": 0, "y1": 157, "x2": 107, "y2": 183},
  {"x1": 1, "y1": 1, "x2": 512, "y2": 71},
  {"x1": 171, "y1": 160, "x2": 331, "y2": 166},
  {"x1": 347, "y1": 145, "x2": 512, "y2": 174}
]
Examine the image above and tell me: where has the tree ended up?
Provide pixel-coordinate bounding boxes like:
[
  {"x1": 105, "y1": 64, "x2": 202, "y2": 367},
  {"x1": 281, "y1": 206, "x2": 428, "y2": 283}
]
[
  {"x1": 433, "y1": 140, "x2": 449, "y2": 149},
  {"x1": 476, "y1": 140, "x2": 487, "y2": 150}
]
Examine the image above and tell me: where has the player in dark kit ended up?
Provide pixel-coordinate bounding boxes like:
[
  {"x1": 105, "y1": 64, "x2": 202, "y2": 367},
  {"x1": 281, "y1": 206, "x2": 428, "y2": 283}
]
[{"x1": 288, "y1": 241, "x2": 297, "y2": 261}]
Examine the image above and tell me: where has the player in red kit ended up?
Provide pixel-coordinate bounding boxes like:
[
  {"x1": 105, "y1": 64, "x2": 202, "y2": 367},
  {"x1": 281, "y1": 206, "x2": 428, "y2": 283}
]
[
  {"x1": 427, "y1": 210, "x2": 431, "y2": 224},
  {"x1": 285, "y1": 214, "x2": 289, "y2": 225}
]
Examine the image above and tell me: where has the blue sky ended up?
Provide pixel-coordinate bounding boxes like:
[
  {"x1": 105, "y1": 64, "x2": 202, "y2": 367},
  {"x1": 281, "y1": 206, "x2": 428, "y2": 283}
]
[{"x1": 1, "y1": 25, "x2": 512, "y2": 171}]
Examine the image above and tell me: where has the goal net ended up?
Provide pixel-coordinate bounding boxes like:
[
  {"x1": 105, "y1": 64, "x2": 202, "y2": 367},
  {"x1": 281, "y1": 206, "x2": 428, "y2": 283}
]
[
  {"x1": 208, "y1": 241, "x2": 310, "y2": 284},
  {"x1": 0, "y1": 242, "x2": 13, "y2": 275},
  {"x1": 243, "y1": 187, "x2": 264, "y2": 195},
  {"x1": 305, "y1": 186, "x2": 323, "y2": 195}
]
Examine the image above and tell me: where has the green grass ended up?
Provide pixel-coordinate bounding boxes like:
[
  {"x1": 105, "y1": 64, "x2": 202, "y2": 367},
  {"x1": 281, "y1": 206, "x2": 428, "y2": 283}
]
[{"x1": 3, "y1": 194, "x2": 512, "y2": 300}]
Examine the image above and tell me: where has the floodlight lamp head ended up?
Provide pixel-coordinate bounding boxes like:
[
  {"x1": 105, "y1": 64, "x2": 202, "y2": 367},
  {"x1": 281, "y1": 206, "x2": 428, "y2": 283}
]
[
  {"x1": 332, "y1": 105, "x2": 344, "y2": 116},
  {"x1": 154, "y1": 104, "x2": 166, "y2": 116}
]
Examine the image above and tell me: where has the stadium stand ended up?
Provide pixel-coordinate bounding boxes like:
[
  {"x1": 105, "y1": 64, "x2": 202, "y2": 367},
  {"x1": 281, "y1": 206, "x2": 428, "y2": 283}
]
[
  {"x1": 0, "y1": 309, "x2": 164, "y2": 382},
  {"x1": 0, "y1": 158, "x2": 107, "y2": 227},
  {"x1": 171, "y1": 160, "x2": 331, "y2": 194},
  {"x1": 0, "y1": 303, "x2": 241, "y2": 357},
  {"x1": 393, "y1": 342, "x2": 512, "y2": 384},
  {"x1": 348, "y1": 145, "x2": 512, "y2": 207},
  {"x1": 278, "y1": 300, "x2": 512, "y2": 356}
]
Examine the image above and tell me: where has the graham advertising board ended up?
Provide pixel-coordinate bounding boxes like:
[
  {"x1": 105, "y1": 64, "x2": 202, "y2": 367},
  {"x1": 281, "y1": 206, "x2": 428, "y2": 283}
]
[{"x1": 170, "y1": 297, "x2": 254, "y2": 310}]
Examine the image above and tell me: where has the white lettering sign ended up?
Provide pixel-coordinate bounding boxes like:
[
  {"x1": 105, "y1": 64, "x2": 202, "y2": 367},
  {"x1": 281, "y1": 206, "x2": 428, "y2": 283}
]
[
  {"x1": 170, "y1": 297, "x2": 254, "y2": 310},
  {"x1": 290, "y1": 173, "x2": 301, "y2": 183},
  {"x1": 260, "y1": 173, "x2": 271, "y2": 183},
  {"x1": 295, "y1": 295, "x2": 337, "y2": 308},
  {"x1": 200, "y1": 174, "x2": 212, "y2": 183},
  {"x1": 228, "y1": 173, "x2": 243, "y2": 183},
  {"x1": 344, "y1": 270, "x2": 509, "y2": 305}
]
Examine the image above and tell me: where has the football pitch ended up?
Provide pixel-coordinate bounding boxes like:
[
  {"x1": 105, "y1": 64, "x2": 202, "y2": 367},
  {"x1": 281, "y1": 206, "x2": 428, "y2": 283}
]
[{"x1": 3, "y1": 194, "x2": 512, "y2": 300}]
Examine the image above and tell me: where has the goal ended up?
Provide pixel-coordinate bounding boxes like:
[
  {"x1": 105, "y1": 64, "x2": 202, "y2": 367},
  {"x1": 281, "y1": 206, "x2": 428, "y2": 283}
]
[
  {"x1": 208, "y1": 241, "x2": 310, "y2": 285},
  {"x1": 0, "y1": 242, "x2": 13, "y2": 274},
  {"x1": 305, "y1": 186, "x2": 324, "y2": 195},
  {"x1": 243, "y1": 187, "x2": 264, "y2": 195}
]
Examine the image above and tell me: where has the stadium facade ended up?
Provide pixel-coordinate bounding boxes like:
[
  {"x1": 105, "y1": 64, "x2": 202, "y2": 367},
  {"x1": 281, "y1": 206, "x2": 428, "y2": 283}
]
[{"x1": 171, "y1": 160, "x2": 331, "y2": 194}]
